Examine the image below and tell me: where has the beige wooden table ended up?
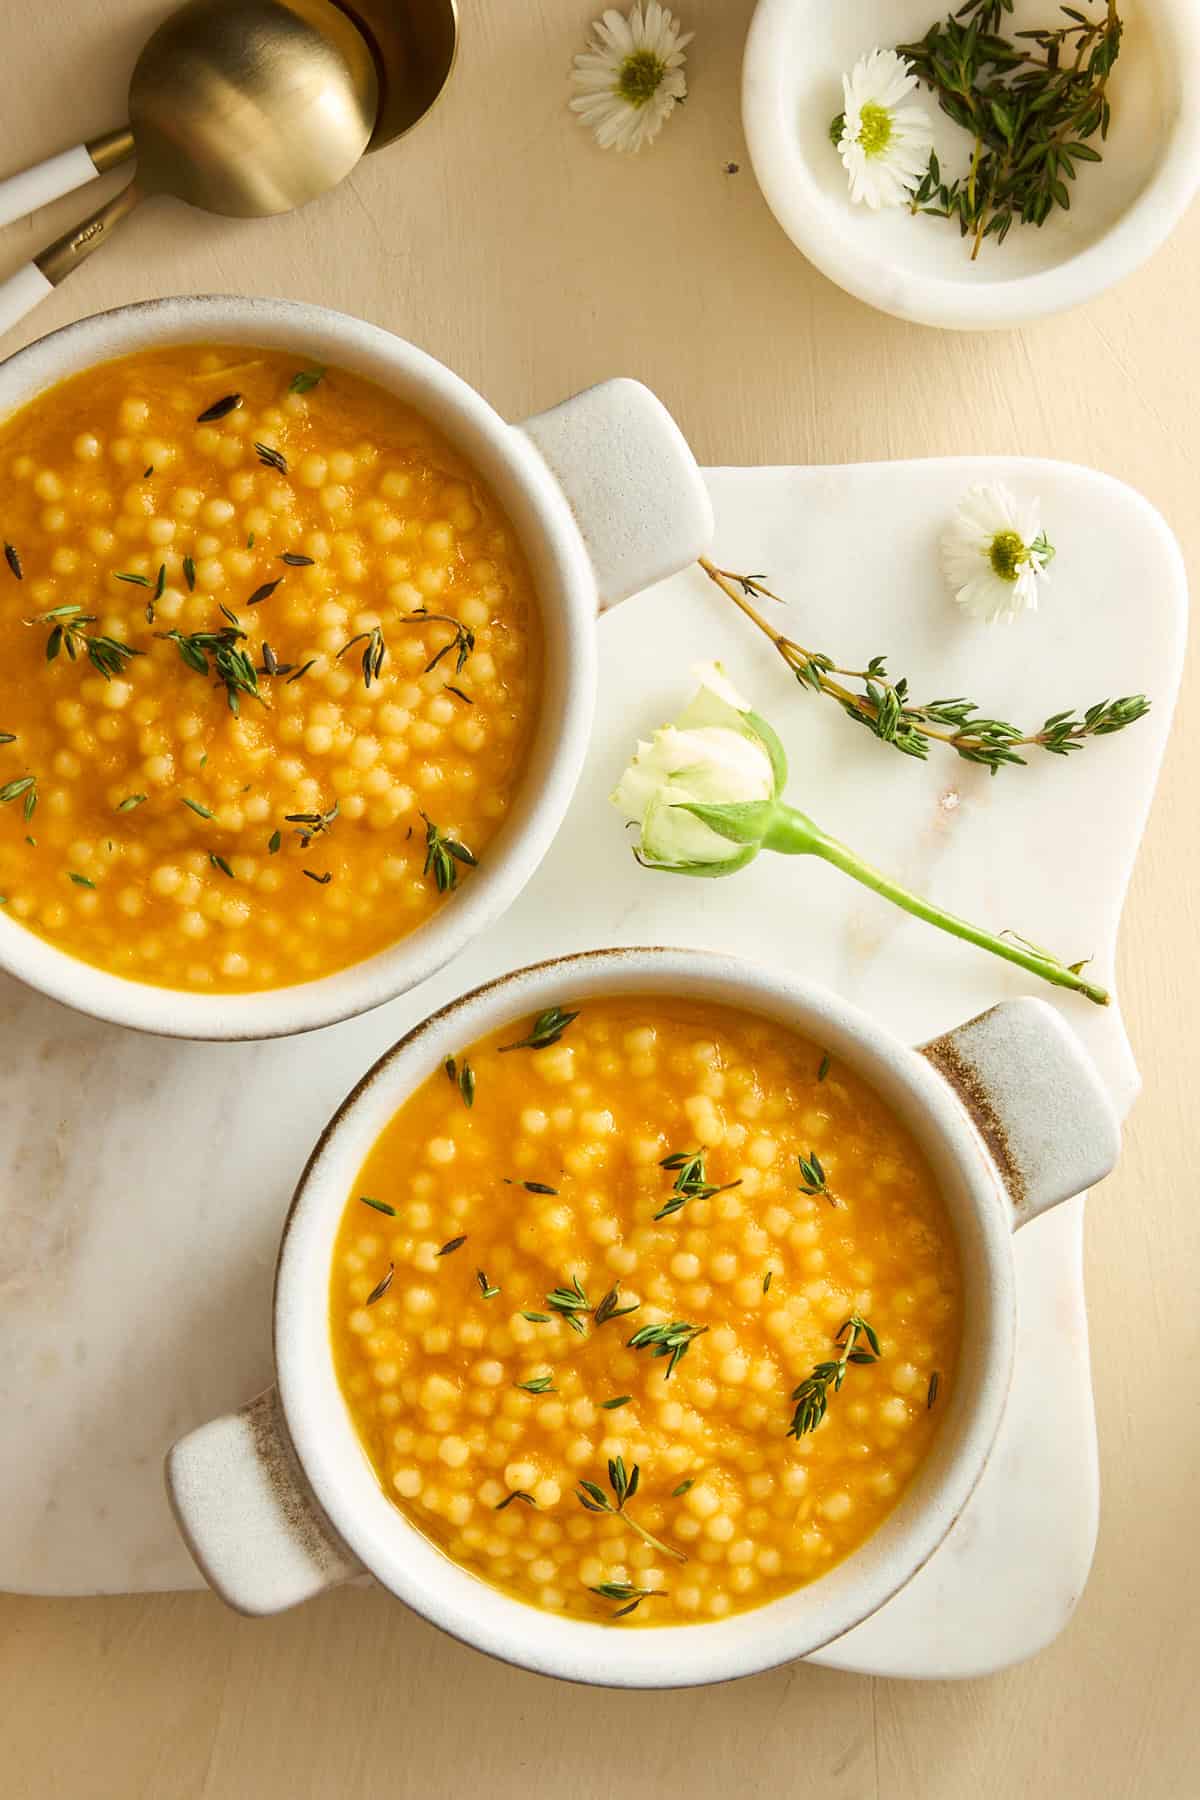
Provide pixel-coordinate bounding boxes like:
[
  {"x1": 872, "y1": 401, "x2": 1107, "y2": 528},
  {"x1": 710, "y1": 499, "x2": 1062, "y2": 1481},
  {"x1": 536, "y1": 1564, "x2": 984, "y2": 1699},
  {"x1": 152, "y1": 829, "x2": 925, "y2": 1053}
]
[{"x1": 1, "y1": 3, "x2": 1197, "y2": 1795}]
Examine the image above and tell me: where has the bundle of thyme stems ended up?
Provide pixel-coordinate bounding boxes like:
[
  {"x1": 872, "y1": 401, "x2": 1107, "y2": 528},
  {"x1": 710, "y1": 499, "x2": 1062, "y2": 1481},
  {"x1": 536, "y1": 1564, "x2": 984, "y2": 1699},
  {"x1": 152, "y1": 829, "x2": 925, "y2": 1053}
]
[
  {"x1": 899, "y1": 0, "x2": 1123, "y2": 258},
  {"x1": 698, "y1": 558, "x2": 1148, "y2": 776}
]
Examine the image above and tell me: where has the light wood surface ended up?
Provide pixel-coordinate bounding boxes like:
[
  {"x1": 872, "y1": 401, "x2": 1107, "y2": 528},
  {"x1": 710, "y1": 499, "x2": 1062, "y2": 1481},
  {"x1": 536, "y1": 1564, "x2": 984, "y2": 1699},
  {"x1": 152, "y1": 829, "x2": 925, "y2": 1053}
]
[{"x1": 1, "y1": 3, "x2": 1197, "y2": 1795}]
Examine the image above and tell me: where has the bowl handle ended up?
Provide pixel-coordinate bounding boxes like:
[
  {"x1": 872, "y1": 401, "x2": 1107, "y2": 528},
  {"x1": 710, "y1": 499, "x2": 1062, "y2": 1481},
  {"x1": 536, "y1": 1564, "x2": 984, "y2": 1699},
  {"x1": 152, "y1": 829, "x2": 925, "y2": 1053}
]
[
  {"x1": 165, "y1": 1386, "x2": 361, "y2": 1615},
  {"x1": 514, "y1": 378, "x2": 714, "y2": 610},
  {"x1": 919, "y1": 997, "x2": 1121, "y2": 1229}
]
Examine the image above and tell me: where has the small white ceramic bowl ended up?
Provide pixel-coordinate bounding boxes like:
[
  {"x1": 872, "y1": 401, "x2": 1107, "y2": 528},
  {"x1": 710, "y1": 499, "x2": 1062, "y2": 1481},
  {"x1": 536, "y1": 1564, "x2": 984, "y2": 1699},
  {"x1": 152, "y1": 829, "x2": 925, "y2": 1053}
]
[
  {"x1": 743, "y1": 0, "x2": 1200, "y2": 330},
  {"x1": 0, "y1": 296, "x2": 712, "y2": 1039},
  {"x1": 166, "y1": 947, "x2": 1120, "y2": 1687}
]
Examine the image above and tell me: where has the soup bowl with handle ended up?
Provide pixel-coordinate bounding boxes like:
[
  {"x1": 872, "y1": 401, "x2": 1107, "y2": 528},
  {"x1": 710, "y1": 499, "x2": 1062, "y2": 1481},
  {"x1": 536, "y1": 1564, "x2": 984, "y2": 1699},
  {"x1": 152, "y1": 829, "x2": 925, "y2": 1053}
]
[
  {"x1": 0, "y1": 294, "x2": 713, "y2": 1039},
  {"x1": 166, "y1": 945, "x2": 1120, "y2": 1687}
]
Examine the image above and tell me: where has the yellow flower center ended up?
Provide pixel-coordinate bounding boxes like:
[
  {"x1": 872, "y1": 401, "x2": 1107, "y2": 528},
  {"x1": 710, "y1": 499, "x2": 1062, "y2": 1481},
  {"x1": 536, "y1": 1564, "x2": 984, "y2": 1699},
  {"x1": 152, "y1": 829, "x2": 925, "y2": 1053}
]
[
  {"x1": 857, "y1": 103, "x2": 893, "y2": 159},
  {"x1": 618, "y1": 49, "x2": 666, "y2": 107},
  {"x1": 988, "y1": 528, "x2": 1028, "y2": 583}
]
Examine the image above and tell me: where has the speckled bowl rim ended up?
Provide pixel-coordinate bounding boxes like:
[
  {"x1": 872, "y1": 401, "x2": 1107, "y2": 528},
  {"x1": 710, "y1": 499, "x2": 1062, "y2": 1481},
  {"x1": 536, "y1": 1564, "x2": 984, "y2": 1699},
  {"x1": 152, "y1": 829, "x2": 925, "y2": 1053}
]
[
  {"x1": 742, "y1": 0, "x2": 1200, "y2": 330},
  {"x1": 0, "y1": 294, "x2": 595, "y2": 1040},
  {"x1": 273, "y1": 946, "x2": 1017, "y2": 1689}
]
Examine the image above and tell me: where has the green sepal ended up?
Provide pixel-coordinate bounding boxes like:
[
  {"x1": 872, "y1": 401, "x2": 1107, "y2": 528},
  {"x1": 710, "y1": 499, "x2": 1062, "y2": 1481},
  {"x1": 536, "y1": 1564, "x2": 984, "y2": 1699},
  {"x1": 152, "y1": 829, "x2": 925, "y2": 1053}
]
[
  {"x1": 744, "y1": 709, "x2": 788, "y2": 795},
  {"x1": 632, "y1": 843, "x2": 759, "y2": 879},
  {"x1": 671, "y1": 799, "x2": 775, "y2": 846}
]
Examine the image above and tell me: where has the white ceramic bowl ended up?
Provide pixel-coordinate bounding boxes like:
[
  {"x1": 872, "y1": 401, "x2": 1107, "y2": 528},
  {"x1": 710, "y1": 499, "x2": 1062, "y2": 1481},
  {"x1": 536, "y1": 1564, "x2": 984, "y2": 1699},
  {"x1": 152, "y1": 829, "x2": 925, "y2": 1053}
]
[
  {"x1": 0, "y1": 296, "x2": 713, "y2": 1039},
  {"x1": 166, "y1": 947, "x2": 1120, "y2": 1687},
  {"x1": 743, "y1": 0, "x2": 1200, "y2": 330}
]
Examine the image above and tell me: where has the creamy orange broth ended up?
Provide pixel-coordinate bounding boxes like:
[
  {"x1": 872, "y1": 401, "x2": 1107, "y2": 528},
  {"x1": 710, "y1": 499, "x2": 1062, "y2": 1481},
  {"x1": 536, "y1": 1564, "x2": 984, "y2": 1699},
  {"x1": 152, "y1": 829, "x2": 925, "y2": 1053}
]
[
  {"x1": 0, "y1": 347, "x2": 541, "y2": 991},
  {"x1": 330, "y1": 997, "x2": 962, "y2": 1626}
]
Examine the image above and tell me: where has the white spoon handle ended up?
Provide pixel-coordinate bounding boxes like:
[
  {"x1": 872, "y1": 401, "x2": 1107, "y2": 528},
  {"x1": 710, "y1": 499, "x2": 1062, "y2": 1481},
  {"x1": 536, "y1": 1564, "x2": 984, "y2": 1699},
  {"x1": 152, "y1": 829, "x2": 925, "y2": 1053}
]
[
  {"x1": 0, "y1": 146, "x2": 102, "y2": 230},
  {"x1": 0, "y1": 261, "x2": 53, "y2": 337}
]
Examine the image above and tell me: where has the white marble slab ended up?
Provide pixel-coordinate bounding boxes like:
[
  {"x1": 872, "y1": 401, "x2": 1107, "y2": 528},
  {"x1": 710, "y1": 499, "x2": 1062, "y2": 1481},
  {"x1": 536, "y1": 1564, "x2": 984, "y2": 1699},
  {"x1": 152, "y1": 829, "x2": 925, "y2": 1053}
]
[{"x1": 0, "y1": 461, "x2": 1185, "y2": 1677}]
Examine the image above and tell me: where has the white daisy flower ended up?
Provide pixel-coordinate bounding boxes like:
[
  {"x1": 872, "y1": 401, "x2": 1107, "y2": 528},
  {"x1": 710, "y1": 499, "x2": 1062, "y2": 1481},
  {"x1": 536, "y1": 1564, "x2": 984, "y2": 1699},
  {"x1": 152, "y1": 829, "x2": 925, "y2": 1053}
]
[
  {"x1": 836, "y1": 49, "x2": 934, "y2": 209},
  {"x1": 941, "y1": 482, "x2": 1056, "y2": 624},
  {"x1": 570, "y1": 3, "x2": 692, "y2": 154}
]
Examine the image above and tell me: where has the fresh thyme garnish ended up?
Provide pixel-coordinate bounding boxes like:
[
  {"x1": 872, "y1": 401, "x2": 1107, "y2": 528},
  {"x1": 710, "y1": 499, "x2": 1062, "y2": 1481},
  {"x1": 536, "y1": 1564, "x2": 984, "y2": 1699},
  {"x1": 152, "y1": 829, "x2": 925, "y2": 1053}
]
[
  {"x1": 437, "y1": 1235, "x2": 467, "y2": 1256},
  {"x1": 146, "y1": 563, "x2": 166, "y2": 624},
  {"x1": 303, "y1": 869, "x2": 332, "y2": 885},
  {"x1": 927, "y1": 1370, "x2": 941, "y2": 1409},
  {"x1": 114, "y1": 571, "x2": 151, "y2": 588},
  {"x1": 399, "y1": 610, "x2": 476, "y2": 676},
  {"x1": 195, "y1": 393, "x2": 242, "y2": 423},
  {"x1": 0, "y1": 732, "x2": 15, "y2": 744},
  {"x1": 627, "y1": 1319, "x2": 709, "y2": 1379},
  {"x1": 445, "y1": 684, "x2": 472, "y2": 706},
  {"x1": 267, "y1": 829, "x2": 282, "y2": 854},
  {"x1": 359, "y1": 1195, "x2": 396, "y2": 1216},
  {"x1": 365, "y1": 1263, "x2": 395, "y2": 1306},
  {"x1": 68, "y1": 871, "x2": 95, "y2": 888},
  {"x1": 476, "y1": 1269, "x2": 500, "y2": 1299},
  {"x1": 4, "y1": 543, "x2": 23, "y2": 580},
  {"x1": 285, "y1": 659, "x2": 316, "y2": 685},
  {"x1": 117, "y1": 794, "x2": 147, "y2": 813},
  {"x1": 182, "y1": 556, "x2": 196, "y2": 592},
  {"x1": 899, "y1": 0, "x2": 1123, "y2": 259},
  {"x1": 495, "y1": 1489, "x2": 536, "y2": 1511},
  {"x1": 26, "y1": 606, "x2": 142, "y2": 681},
  {"x1": 522, "y1": 1180, "x2": 557, "y2": 1195},
  {"x1": 498, "y1": 1006, "x2": 580, "y2": 1053},
  {"x1": 254, "y1": 441, "x2": 288, "y2": 475},
  {"x1": 787, "y1": 1316, "x2": 882, "y2": 1438},
  {"x1": 181, "y1": 796, "x2": 214, "y2": 820},
  {"x1": 0, "y1": 775, "x2": 37, "y2": 821},
  {"x1": 671, "y1": 1478, "x2": 695, "y2": 1497},
  {"x1": 279, "y1": 552, "x2": 314, "y2": 567},
  {"x1": 521, "y1": 1311, "x2": 552, "y2": 1323},
  {"x1": 338, "y1": 626, "x2": 386, "y2": 688},
  {"x1": 576, "y1": 1457, "x2": 688, "y2": 1563},
  {"x1": 797, "y1": 1150, "x2": 837, "y2": 1206},
  {"x1": 143, "y1": 466, "x2": 154, "y2": 480},
  {"x1": 247, "y1": 532, "x2": 255, "y2": 550},
  {"x1": 515, "y1": 1373, "x2": 556, "y2": 1394},
  {"x1": 817, "y1": 1052, "x2": 831, "y2": 1082},
  {"x1": 288, "y1": 367, "x2": 325, "y2": 394},
  {"x1": 446, "y1": 1058, "x2": 476, "y2": 1107},
  {"x1": 285, "y1": 799, "x2": 338, "y2": 848},
  {"x1": 655, "y1": 1149, "x2": 742, "y2": 1221},
  {"x1": 600, "y1": 1395, "x2": 632, "y2": 1410},
  {"x1": 588, "y1": 1580, "x2": 666, "y2": 1619},
  {"x1": 247, "y1": 578, "x2": 283, "y2": 607},
  {"x1": 699, "y1": 559, "x2": 1149, "y2": 775},
  {"x1": 545, "y1": 1274, "x2": 592, "y2": 1336},
  {"x1": 259, "y1": 642, "x2": 283, "y2": 677},
  {"x1": 161, "y1": 624, "x2": 263, "y2": 714},
  {"x1": 762, "y1": 1270, "x2": 772, "y2": 1294},
  {"x1": 209, "y1": 852, "x2": 235, "y2": 879},
  {"x1": 421, "y1": 814, "x2": 477, "y2": 892}
]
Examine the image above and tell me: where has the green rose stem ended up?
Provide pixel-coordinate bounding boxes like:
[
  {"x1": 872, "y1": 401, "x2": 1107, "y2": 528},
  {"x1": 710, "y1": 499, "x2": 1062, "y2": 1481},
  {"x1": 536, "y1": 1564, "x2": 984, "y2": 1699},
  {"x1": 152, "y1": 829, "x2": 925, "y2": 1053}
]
[{"x1": 762, "y1": 804, "x2": 1108, "y2": 1006}]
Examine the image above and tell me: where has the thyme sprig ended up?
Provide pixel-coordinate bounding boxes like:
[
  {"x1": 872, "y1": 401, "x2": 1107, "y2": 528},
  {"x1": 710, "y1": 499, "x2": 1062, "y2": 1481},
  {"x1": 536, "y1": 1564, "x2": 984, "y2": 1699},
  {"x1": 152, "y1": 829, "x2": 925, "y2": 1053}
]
[
  {"x1": 797, "y1": 1150, "x2": 837, "y2": 1206},
  {"x1": 588, "y1": 1580, "x2": 666, "y2": 1619},
  {"x1": 656, "y1": 1149, "x2": 742, "y2": 1222},
  {"x1": 285, "y1": 799, "x2": 338, "y2": 848},
  {"x1": 499, "y1": 1006, "x2": 580, "y2": 1053},
  {"x1": 787, "y1": 1316, "x2": 882, "y2": 1439},
  {"x1": 627, "y1": 1319, "x2": 708, "y2": 1379},
  {"x1": 445, "y1": 1054, "x2": 476, "y2": 1107},
  {"x1": 26, "y1": 606, "x2": 142, "y2": 681},
  {"x1": 543, "y1": 1276, "x2": 639, "y2": 1337},
  {"x1": 699, "y1": 558, "x2": 1149, "y2": 775},
  {"x1": 4, "y1": 542, "x2": 23, "y2": 580},
  {"x1": 899, "y1": 0, "x2": 1123, "y2": 259},
  {"x1": 161, "y1": 624, "x2": 263, "y2": 714},
  {"x1": 403, "y1": 611, "x2": 475, "y2": 676},
  {"x1": 576, "y1": 1457, "x2": 688, "y2": 1564},
  {"x1": 421, "y1": 814, "x2": 478, "y2": 892},
  {"x1": 338, "y1": 626, "x2": 387, "y2": 688},
  {"x1": 0, "y1": 774, "x2": 37, "y2": 820}
]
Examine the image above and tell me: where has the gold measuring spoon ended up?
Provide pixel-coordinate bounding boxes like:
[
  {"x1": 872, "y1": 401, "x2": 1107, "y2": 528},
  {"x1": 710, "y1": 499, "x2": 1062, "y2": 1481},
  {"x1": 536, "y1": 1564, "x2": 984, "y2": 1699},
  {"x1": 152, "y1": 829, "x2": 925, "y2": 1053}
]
[
  {"x1": 0, "y1": 0, "x2": 378, "y2": 335},
  {"x1": 0, "y1": 0, "x2": 459, "y2": 220}
]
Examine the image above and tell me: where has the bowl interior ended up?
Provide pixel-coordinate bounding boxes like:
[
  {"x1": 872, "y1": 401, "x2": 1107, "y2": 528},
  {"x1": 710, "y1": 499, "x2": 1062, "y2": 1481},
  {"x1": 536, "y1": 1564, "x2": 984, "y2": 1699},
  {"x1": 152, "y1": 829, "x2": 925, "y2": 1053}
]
[
  {"x1": 274, "y1": 948, "x2": 1015, "y2": 1687},
  {"x1": 745, "y1": 0, "x2": 1196, "y2": 323},
  {"x1": 0, "y1": 297, "x2": 593, "y2": 1038}
]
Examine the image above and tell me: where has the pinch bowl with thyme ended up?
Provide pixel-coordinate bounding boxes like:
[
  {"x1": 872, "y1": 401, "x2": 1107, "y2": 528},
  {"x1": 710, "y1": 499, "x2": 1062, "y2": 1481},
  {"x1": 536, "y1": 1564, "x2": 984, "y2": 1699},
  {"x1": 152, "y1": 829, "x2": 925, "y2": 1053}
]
[
  {"x1": 0, "y1": 295, "x2": 712, "y2": 1037},
  {"x1": 167, "y1": 948, "x2": 1120, "y2": 1685}
]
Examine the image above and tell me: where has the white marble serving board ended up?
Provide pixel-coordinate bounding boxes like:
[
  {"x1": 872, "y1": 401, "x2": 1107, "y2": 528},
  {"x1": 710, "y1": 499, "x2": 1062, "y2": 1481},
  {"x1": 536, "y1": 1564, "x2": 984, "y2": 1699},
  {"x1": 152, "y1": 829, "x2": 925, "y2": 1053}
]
[{"x1": 0, "y1": 461, "x2": 1184, "y2": 1680}]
